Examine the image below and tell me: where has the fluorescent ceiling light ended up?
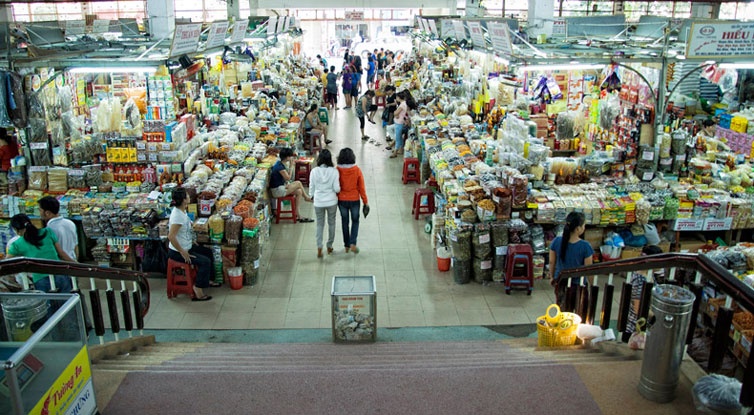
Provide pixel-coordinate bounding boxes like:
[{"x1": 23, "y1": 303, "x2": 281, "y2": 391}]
[
  {"x1": 719, "y1": 63, "x2": 754, "y2": 69},
  {"x1": 67, "y1": 66, "x2": 157, "y2": 74},
  {"x1": 520, "y1": 64, "x2": 603, "y2": 72}
]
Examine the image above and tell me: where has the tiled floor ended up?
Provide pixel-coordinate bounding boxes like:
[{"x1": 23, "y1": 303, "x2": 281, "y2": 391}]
[{"x1": 144, "y1": 102, "x2": 615, "y2": 330}]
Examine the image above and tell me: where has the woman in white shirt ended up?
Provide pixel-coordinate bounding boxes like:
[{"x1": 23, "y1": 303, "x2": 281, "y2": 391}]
[
  {"x1": 308, "y1": 149, "x2": 340, "y2": 258},
  {"x1": 167, "y1": 188, "x2": 219, "y2": 301}
]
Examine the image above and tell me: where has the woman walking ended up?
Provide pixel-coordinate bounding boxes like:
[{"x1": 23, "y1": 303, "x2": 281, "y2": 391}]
[
  {"x1": 309, "y1": 149, "x2": 340, "y2": 258},
  {"x1": 389, "y1": 92, "x2": 408, "y2": 158},
  {"x1": 548, "y1": 212, "x2": 594, "y2": 308},
  {"x1": 336, "y1": 148, "x2": 369, "y2": 254}
]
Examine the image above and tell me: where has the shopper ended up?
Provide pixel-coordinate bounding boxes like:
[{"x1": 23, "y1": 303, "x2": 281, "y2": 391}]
[
  {"x1": 356, "y1": 90, "x2": 377, "y2": 141},
  {"x1": 38, "y1": 196, "x2": 78, "y2": 261},
  {"x1": 548, "y1": 211, "x2": 594, "y2": 308},
  {"x1": 342, "y1": 65, "x2": 353, "y2": 109},
  {"x1": 167, "y1": 188, "x2": 219, "y2": 302},
  {"x1": 366, "y1": 54, "x2": 376, "y2": 89},
  {"x1": 622, "y1": 245, "x2": 664, "y2": 342},
  {"x1": 382, "y1": 86, "x2": 397, "y2": 141},
  {"x1": 326, "y1": 65, "x2": 338, "y2": 110},
  {"x1": 337, "y1": 148, "x2": 369, "y2": 254},
  {"x1": 389, "y1": 92, "x2": 408, "y2": 158},
  {"x1": 269, "y1": 147, "x2": 314, "y2": 222},
  {"x1": 309, "y1": 149, "x2": 340, "y2": 258},
  {"x1": 303, "y1": 103, "x2": 331, "y2": 147},
  {"x1": 7, "y1": 214, "x2": 75, "y2": 292}
]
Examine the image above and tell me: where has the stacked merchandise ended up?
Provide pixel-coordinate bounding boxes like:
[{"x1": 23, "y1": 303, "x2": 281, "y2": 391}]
[
  {"x1": 449, "y1": 225, "x2": 472, "y2": 284},
  {"x1": 472, "y1": 223, "x2": 493, "y2": 283}
]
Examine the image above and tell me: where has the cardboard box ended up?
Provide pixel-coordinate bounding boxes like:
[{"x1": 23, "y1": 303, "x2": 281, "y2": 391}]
[
  {"x1": 678, "y1": 238, "x2": 707, "y2": 253},
  {"x1": 621, "y1": 246, "x2": 642, "y2": 259},
  {"x1": 583, "y1": 228, "x2": 603, "y2": 250},
  {"x1": 657, "y1": 241, "x2": 671, "y2": 253}
]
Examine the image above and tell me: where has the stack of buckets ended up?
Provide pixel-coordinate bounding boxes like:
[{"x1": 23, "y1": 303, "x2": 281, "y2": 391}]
[{"x1": 437, "y1": 246, "x2": 452, "y2": 272}]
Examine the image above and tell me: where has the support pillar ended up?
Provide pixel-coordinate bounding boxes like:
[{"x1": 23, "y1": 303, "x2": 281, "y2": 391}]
[
  {"x1": 227, "y1": 0, "x2": 240, "y2": 21},
  {"x1": 528, "y1": 0, "x2": 554, "y2": 38},
  {"x1": 691, "y1": 3, "x2": 720, "y2": 19},
  {"x1": 147, "y1": 0, "x2": 175, "y2": 40},
  {"x1": 248, "y1": 0, "x2": 260, "y2": 17}
]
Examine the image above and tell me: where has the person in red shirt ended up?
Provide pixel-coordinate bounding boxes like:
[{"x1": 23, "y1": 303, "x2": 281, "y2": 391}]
[
  {"x1": 336, "y1": 148, "x2": 369, "y2": 254},
  {"x1": 0, "y1": 129, "x2": 19, "y2": 191}
]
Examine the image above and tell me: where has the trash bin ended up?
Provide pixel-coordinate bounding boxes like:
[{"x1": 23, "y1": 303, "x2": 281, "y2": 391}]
[
  {"x1": 638, "y1": 284, "x2": 696, "y2": 403},
  {"x1": 331, "y1": 276, "x2": 376, "y2": 342},
  {"x1": 2, "y1": 293, "x2": 49, "y2": 342}
]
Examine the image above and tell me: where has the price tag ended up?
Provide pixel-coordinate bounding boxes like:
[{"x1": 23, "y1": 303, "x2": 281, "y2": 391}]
[
  {"x1": 481, "y1": 260, "x2": 492, "y2": 270},
  {"x1": 703, "y1": 217, "x2": 732, "y2": 231},
  {"x1": 29, "y1": 166, "x2": 48, "y2": 172},
  {"x1": 450, "y1": 233, "x2": 458, "y2": 242},
  {"x1": 675, "y1": 154, "x2": 686, "y2": 161},
  {"x1": 30, "y1": 142, "x2": 49, "y2": 149},
  {"x1": 642, "y1": 150, "x2": 654, "y2": 161},
  {"x1": 496, "y1": 246, "x2": 508, "y2": 255},
  {"x1": 205, "y1": 21, "x2": 229, "y2": 49},
  {"x1": 642, "y1": 171, "x2": 654, "y2": 181},
  {"x1": 170, "y1": 23, "x2": 202, "y2": 57},
  {"x1": 230, "y1": 19, "x2": 248, "y2": 44},
  {"x1": 66, "y1": 20, "x2": 86, "y2": 36},
  {"x1": 69, "y1": 169, "x2": 86, "y2": 176},
  {"x1": 254, "y1": 259, "x2": 260, "y2": 269},
  {"x1": 93, "y1": 20, "x2": 110, "y2": 34},
  {"x1": 479, "y1": 234, "x2": 490, "y2": 244},
  {"x1": 673, "y1": 218, "x2": 704, "y2": 231}
]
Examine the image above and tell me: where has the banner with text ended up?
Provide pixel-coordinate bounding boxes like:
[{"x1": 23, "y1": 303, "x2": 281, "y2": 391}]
[
  {"x1": 452, "y1": 20, "x2": 467, "y2": 41},
  {"x1": 467, "y1": 21, "x2": 486, "y2": 49},
  {"x1": 441, "y1": 19, "x2": 455, "y2": 39},
  {"x1": 488, "y1": 22, "x2": 513, "y2": 57},
  {"x1": 170, "y1": 23, "x2": 202, "y2": 57},
  {"x1": 428, "y1": 20, "x2": 438, "y2": 36},
  {"x1": 205, "y1": 21, "x2": 229, "y2": 50},
  {"x1": 231, "y1": 20, "x2": 249, "y2": 44},
  {"x1": 687, "y1": 21, "x2": 754, "y2": 58},
  {"x1": 30, "y1": 346, "x2": 96, "y2": 415}
]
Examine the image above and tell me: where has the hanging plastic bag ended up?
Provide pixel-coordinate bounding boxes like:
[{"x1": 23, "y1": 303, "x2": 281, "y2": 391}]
[
  {"x1": 7, "y1": 72, "x2": 27, "y2": 129},
  {"x1": 0, "y1": 72, "x2": 14, "y2": 127},
  {"x1": 628, "y1": 318, "x2": 646, "y2": 350},
  {"x1": 643, "y1": 223, "x2": 661, "y2": 245}
]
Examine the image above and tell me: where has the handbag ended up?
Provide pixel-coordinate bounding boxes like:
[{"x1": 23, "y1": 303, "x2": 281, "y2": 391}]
[
  {"x1": 142, "y1": 240, "x2": 169, "y2": 275},
  {"x1": 362, "y1": 204, "x2": 370, "y2": 218}
]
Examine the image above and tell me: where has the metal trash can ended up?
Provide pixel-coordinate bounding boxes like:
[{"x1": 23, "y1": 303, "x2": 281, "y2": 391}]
[
  {"x1": 331, "y1": 276, "x2": 376, "y2": 342},
  {"x1": 2, "y1": 293, "x2": 49, "y2": 342},
  {"x1": 638, "y1": 284, "x2": 696, "y2": 403}
]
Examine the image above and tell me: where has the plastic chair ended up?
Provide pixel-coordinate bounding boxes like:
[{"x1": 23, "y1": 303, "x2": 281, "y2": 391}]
[
  {"x1": 295, "y1": 160, "x2": 312, "y2": 186},
  {"x1": 402, "y1": 157, "x2": 420, "y2": 184},
  {"x1": 306, "y1": 131, "x2": 322, "y2": 155},
  {"x1": 167, "y1": 258, "x2": 196, "y2": 299},
  {"x1": 412, "y1": 188, "x2": 435, "y2": 220},
  {"x1": 505, "y1": 244, "x2": 534, "y2": 295},
  {"x1": 275, "y1": 195, "x2": 297, "y2": 224}
]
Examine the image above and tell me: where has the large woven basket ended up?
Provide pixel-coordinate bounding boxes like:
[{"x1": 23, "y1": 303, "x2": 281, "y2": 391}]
[{"x1": 536, "y1": 311, "x2": 581, "y2": 347}]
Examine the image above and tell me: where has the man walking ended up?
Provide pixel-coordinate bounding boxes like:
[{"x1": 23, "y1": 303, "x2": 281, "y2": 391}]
[{"x1": 38, "y1": 196, "x2": 78, "y2": 261}]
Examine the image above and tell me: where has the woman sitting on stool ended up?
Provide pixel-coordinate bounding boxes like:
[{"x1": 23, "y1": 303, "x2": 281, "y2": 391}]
[
  {"x1": 269, "y1": 147, "x2": 314, "y2": 222},
  {"x1": 167, "y1": 187, "x2": 219, "y2": 301}
]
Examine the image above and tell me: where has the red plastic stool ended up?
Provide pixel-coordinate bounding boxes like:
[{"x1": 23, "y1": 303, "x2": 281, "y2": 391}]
[
  {"x1": 275, "y1": 195, "x2": 297, "y2": 224},
  {"x1": 504, "y1": 244, "x2": 533, "y2": 295},
  {"x1": 412, "y1": 188, "x2": 435, "y2": 220},
  {"x1": 167, "y1": 258, "x2": 196, "y2": 299},
  {"x1": 306, "y1": 131, "x2": 322, "y2": 154},
  {"x1": 402, "y1": 157, "x2": 420, "y2": 184},
  {"x1": 375, "y1": 95, "x2": 386, "y2": 107},
  {"x1": 295, "y1": 160, "x2": 312, "y2": 186}
]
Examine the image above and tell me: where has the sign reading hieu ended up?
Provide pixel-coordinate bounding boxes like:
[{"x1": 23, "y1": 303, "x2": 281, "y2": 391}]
[
  {"x1": 30, "y1": 346, "x2": 97, "y2": 415},
  {"x1": 687, "y1": 21, "x2": 754, "y2": 59}
]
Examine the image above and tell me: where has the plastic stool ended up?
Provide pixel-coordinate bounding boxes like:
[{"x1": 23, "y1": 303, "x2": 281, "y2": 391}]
[
  {"x1": 402, "y1": 157, "x2": 420, "y2": 184},
  {"x1": 375, "y1": 95, "x2": 386, "y2": 107},
  {"x1": 412, "y1": 188, "x2": 435, "y2": 220},
  {"x1": 306, "y1": 131, "x2": 322, "y2": 154},
  {"x1": 295, "y1": 160, "x2": 312, "y2": 186},
  {"x1": 504, "y1": 244, "x2": 534, "y2": 295},
  {"x1": 167, "y1": 258, "x2": 196, "y2": 299},
  {"x1": 275, "y1": 195, "x2": 297, "y2": 224}
]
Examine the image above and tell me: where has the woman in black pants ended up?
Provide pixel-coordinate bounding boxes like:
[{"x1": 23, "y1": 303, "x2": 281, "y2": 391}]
[{"x1": 167, "y1": 188, "x2": 219, "y2": 301}]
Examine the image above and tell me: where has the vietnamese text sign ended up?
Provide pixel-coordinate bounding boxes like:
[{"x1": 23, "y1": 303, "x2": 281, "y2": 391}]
[
  {"x1": 488, "y1": 22, "x2": 513, "y2": 57},
  {"x1": 441, "y1": 19, "x2": 454, "y2": 39},
  {"x1": 31, "y1": 346, "x2": 96, "y2": 415},
  {"x1": 170, "y1": 23, "x2": 202, "y2": 57},
  {"x1": 231, "y1": 19, "x2": 248, "y2": 44},
  {"x1": 345, "y1": 11, "x2": 364, "y2": 21},
  {"x1": 687, "y1": 21, "x2": 754, "y2": 59},
  {"x1": 467, "y1": 21, "x2": 485, "y2": 49},
  {"x1": 205, "y1": 21, "x2": 229, "y2": 49},
  {"x1": 703, "y1": 217, "x2": 733, "y2": 231},
  {"x1": 452, "y1": 20, "x2": 467, "y2": 41},
  {"x1": 552, "y1": 19, "x2": 567, "y2": 37},
  {"x1": 673, "y1": 218, "x2": 705, "y2": 231},
  {"x1": 335, "y1": 295, "x2": 372, "y2": 314},
  {"x1": 428, "y1": 20, "x2": 438, "y2": 36},
  {"x1": 92, "y1": 20, "x2": 110, "y2": 34},
  {"x1": 66, "y1": 20, "x2": 85, "y2": 36}
]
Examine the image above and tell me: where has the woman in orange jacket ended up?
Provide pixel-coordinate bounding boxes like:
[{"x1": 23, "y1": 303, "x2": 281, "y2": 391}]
[{"x1": 336, "y1": 148, "x2": 369, "y2": 253}]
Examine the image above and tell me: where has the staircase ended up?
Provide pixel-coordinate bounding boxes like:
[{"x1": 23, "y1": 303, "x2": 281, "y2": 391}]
[{"x1": 90, "y1": 335, "x2": 703, "y2": 415}]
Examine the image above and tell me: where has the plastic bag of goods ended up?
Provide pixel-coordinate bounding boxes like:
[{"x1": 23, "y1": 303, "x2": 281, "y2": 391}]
[
  {"x1": 453, "y1": 258, "x2": 472, "y2": 284},
  {"x1": 472, "y1": 223, "x2": 492, "y2": 259},
  {"x1": 225, "y1": 215, "x2": 243, "y2": 245},
  {"x1": 449, "y1": 227, "x2": 472, "y2": 261},
  {"x1": 692, "y1": 375, "x2": 742, "y2": 415},
  {"x1": 473, "y1": 257, "x2": 493, "y2": 283}
]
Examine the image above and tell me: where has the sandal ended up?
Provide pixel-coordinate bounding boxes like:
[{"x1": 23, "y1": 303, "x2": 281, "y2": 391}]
[
  {"x1": 389, "y1": 153, "x2": 398, "y2": 158},
  {"x1": 317, "y1": 248, "x2": 323, "y2": 258},
  {"x1": 327, "y1": 247, "x2": 334, "y2": 255},
  {"x1": 192, "y1": 295, "x2": 212, "y2": 302},
  {"x1": 208, "y1": 281, "x2": 222, "y2": 287},
  {"x1": 298, "y1": 217, "x2": 314, "y2": 223},
  {"x1": 350, "y1": 245, "x2": 360, "y2": 254}
]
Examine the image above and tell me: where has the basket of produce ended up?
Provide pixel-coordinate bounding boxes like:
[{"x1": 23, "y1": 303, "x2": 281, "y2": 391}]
[{"x1": 537, "y1": 304, "x2": 581, "y2": 347}]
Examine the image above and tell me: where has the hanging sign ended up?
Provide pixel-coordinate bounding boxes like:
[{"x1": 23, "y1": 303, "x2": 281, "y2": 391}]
[
  {"x1": 66, "y1": 20, "x2": 86, "y2": 36},
  {"x1": 266, "y1": 17, "x2": 277, "y2": 37},
  {"x1": 488, "y1": 22, "x2": 513, "y2": 57},
  {"x1": 205, "y1": 21, "x2": 229, "y2": 49},
  {"x1": 452, "y1": 20, "x2": 467, "y2": 41},
  {"x1": 428, "y1": 20, "x2": 438, "y2": 36},
  {"x1": 687, "y1": 21, "x2": 754, "y2": 59},
  {"x1": 703, "y1": 217, "x2": 733, "y2": 231},
  {"x1": 92, "y1": 19, "x2": 110, "y2": 34},
  {"x1": 467, "y1": 21, "x2": 485, "y2": 49},
  {"x1": 552, "y1": 18, "x2": 567, "y2": 37},
  {"x1": 672, "y1": 218, "x2": 705, "y2": 231},
  {"x1": 231, "y1": 19, "x2": 248, "y2": 44},
  {"x1": 345, "y1": 11, "x2": 364, "y2": 21},
  {"x1": 170, "y1": 23, "x2": 202, "y2": 57},
  {"x1": 441, "y1": 19, "x2": 455, "y2": 39}
]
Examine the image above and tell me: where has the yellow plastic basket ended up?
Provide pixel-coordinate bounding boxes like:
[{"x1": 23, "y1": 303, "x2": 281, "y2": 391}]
[{"x1": 536, "y1": 311, "x2": 582, "y2": 347}]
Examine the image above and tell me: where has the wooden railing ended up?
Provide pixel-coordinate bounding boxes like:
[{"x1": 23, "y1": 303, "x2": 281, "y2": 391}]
[
  {"x1": 0, "y1": 257, "x2": 150, "y2": 344},
  {"x1": 559, "y1": 252, "x2": 754, "y2": 411}
]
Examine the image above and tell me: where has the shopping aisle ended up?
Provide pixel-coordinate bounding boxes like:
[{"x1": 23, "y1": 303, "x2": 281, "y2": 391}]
[{"x1": 144, "y1": 106, "x2": 583, "y2": 330}]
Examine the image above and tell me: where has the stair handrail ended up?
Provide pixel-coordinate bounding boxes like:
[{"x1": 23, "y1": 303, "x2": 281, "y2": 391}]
[
  {"x1": 558, "y1": 252, "x2": 754, "y2": 314},
  {"x1": 0, "y1": 256, "x2": 151, "y2": 317}
]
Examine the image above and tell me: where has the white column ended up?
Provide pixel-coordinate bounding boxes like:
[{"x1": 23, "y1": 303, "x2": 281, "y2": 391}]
[
  {"x1": 448, "y1": 0, "x2": 457, "y2": 15},
  {"x1": 227, "y1": 0, "x2": 240, "y2": 20},
  {"x1": 691, "y1": 3, "x2": 720, "y2": 19},
  {"x1": 528, "y1": 0, "x2": 554, "y2": 38},
  {"x1": 147, "y1": 0, "x2": 175, "y2": 40},
  {"x1": 249, "y1": 0, "x2": 260, "y2": 16},
  {"x1": 0, "y1": 3, "x2": 12, "y2": 22}
]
